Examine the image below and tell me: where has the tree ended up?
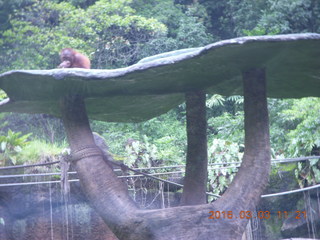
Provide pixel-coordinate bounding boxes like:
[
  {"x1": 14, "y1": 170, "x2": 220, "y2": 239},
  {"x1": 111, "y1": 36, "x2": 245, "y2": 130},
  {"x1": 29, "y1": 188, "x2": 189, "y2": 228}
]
[
  {"x1": 134, "y1": 0, "x2": 214, "y2": 58},
  {"x1": 282, "y1": 98, "x2": 320, "y2": 156},
  {"x1": 0, "y1": 0, "x2": 167, "y2": 71},
  {"x1": 256, "y1": 0, "x2": 320, "y2": 34},
  {"x1": 187, "y1": 0, "x2": 320, "y2": 39}
]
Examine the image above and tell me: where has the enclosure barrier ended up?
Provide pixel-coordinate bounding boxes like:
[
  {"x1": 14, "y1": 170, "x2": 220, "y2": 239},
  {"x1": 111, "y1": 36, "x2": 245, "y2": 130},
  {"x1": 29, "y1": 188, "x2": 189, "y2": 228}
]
[{"x1": 0, "y1": 156, "x2": 319, "y2": 198}]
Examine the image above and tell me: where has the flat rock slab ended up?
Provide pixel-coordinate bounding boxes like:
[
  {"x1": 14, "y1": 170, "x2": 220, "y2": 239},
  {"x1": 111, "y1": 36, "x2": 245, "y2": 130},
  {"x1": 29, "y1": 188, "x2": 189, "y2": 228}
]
[{"x1": 1, "y1": 33, "x2": 320, "y2": 122}]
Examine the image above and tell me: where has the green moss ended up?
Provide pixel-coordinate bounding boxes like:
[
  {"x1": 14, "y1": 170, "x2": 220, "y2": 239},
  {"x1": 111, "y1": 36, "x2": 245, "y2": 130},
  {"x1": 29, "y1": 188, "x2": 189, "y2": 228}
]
[
  {"x1": 271, "y1": 163, "x2": 297, "y2": 175},
  {"x1": 280, "y1": 163, "x2": 297, "y2": 172}
]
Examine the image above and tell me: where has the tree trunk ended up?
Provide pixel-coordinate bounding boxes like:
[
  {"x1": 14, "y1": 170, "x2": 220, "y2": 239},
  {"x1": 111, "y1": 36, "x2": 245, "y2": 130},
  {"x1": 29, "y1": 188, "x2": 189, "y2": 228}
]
[
  {"x1": 181, "y1": 90, "x2": 208, "y2": 205},
  {"x1": 59, "y1": 67, "x2": 271, "y2": 239},
  {"x1": 213, "y1": 68, "x2": 271, "y2": 238},
  {"x1": 59, "y1": 95, "x2": 144, "y2": 239}
]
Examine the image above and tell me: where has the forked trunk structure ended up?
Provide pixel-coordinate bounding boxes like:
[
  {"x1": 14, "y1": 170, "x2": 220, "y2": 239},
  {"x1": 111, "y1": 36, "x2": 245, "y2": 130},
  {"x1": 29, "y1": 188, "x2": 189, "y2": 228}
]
[{"x1": 59, "y1": 67, "x2": 270, "y2": 240}]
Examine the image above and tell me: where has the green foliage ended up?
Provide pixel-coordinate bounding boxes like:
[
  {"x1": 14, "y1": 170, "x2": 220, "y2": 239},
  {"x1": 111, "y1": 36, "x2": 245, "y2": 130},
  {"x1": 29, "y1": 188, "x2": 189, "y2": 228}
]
[
  {"x1": 207, "y1": 97, "x2": 320, "y2": 159},
  {"x1": 91, "y1": 108, "x2": 187, "y2": 165},
  {"x1": 0, "y1": 1, "x2": 79, "y2": 71},
  {"x1": 225, "y1": 0, "x2": 269, "y2": 37},
  {"x1": 295, "y1": 158, "x2": 320, "y2": 187},
  {"x1": 268, "y1": 99, "x2": 295, "y2": 156},
  {"x1": 268, "y1": 98, "x2": 320, "y2": 186},
  {"x1": 206, "y1": 95, "x2": 243, "y2": 109},
  {"x1": 237, "y1": 0, "x2": 320, "y2": 36},
  {"x1": 257, "y1": 0, "x2": 320, "y2": 34},
  {"x1": 139, "y1": 114, "x2": 186, "y2": 164},
  {"x1": 131, "y1": 0, "x2": 213, "y2": 57},
  {"x1": 206, "y1": 94, "x2": 225, "y2": 108},
  {"x1": 0, "y1": 130, "x2": 31, "y2": 165},
  {"x1": 2, "y1": 114, "x2": 66, "y2": 144},
  {"x1": 207, "y1": 139, "x2": 242, "y2": 197},
  {"x1": 0, "y1": 0, "x2": 36, "y2": 32},
  {"x1": 16, "y1": 139, "x2": 63, "y2": 165},
  {"x1": 124, "y1": 135, "x2": 158, "y2": 168},
  {"x1": 66, "y1": 0, "x2": 98, "y2": 8},
  {"x1": 0, "y1": 0, "x2": 213, "y2": 71},
  {"x1": 132, "y1": 0, "x2": 190, "y2": 37},
  {"x1": 0, "y1": 89, "x2": 7, "y2": 101},
  {"x1": 282, "y1": 98, "x2": 320, "y2": 156},
  {"x1": 0, "y1": 0, "x2": 167, "y2": 71},
  {"x1": 86, "y1": 0, "x2": 167, "y2": 68},
  {"x1": 208, "y1": 112, "x2": 244, "y2": 144},
  {"x1": 243, "y1": 26, "x2": 280, "y2": 36},
  {"x1": 174, "y1": 14, "x2": 213, "y2": 48},
  {"x1": 0, "y1": 114, "x2": 8, "y2": 131},
  {"x1": 197, "y1": 0, "x2": 320, "y2": 39}
]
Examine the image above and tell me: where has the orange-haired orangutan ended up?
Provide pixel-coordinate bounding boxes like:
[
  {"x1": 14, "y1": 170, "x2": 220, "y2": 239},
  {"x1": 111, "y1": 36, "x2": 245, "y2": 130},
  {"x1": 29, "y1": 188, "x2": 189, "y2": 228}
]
[{"x1": 58, "y1": 48, "x2": 91, "y2": 69}]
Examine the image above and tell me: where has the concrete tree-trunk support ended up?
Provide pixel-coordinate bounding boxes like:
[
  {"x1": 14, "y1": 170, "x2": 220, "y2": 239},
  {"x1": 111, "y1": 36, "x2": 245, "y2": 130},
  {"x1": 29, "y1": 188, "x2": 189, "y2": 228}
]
[
  {"x1": 213, "y1": 68, "x2": 271, "y2": 238},
  {"x1": 181, "y1": 90, "x2": 208, "y2": 205},
  {"x1": 59, "y1": 95, "x2": 146, "y2": 239},
  {"x1": 58, "y1": 68, "x2": 271, "y2": 239}
]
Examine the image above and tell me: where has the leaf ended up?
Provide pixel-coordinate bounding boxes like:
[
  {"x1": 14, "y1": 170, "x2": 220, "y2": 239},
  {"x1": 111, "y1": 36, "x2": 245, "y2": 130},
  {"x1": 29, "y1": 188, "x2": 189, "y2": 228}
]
[
  {"x1": 14, "y1": 146, "x2": 22, "y2": 153},
  {"x1": 206, "y1": 94, "x2": 225, "y2": 108},
  {"x1": 10, "y1": 156, "x2": 17, "y2": 165},
  {"x1": 312, "y1": 167, "x2": 320, "y2": 182},
  {"x1": 309, "y1": 159, "x2": 319, "y2": 166},
  {"x1": 220, "y1": 168, "x2": 227, "y2": 176},
  {"x1": 0, "y1": 142, "x2": 7, "y2": 152}
]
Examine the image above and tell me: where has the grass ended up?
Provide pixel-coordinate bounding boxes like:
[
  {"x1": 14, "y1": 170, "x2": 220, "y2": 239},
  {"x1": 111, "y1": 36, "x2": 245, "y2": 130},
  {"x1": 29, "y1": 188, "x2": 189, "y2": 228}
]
[{"x1": 17, "y1": 140, "x2": 65, "y2": 165}]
